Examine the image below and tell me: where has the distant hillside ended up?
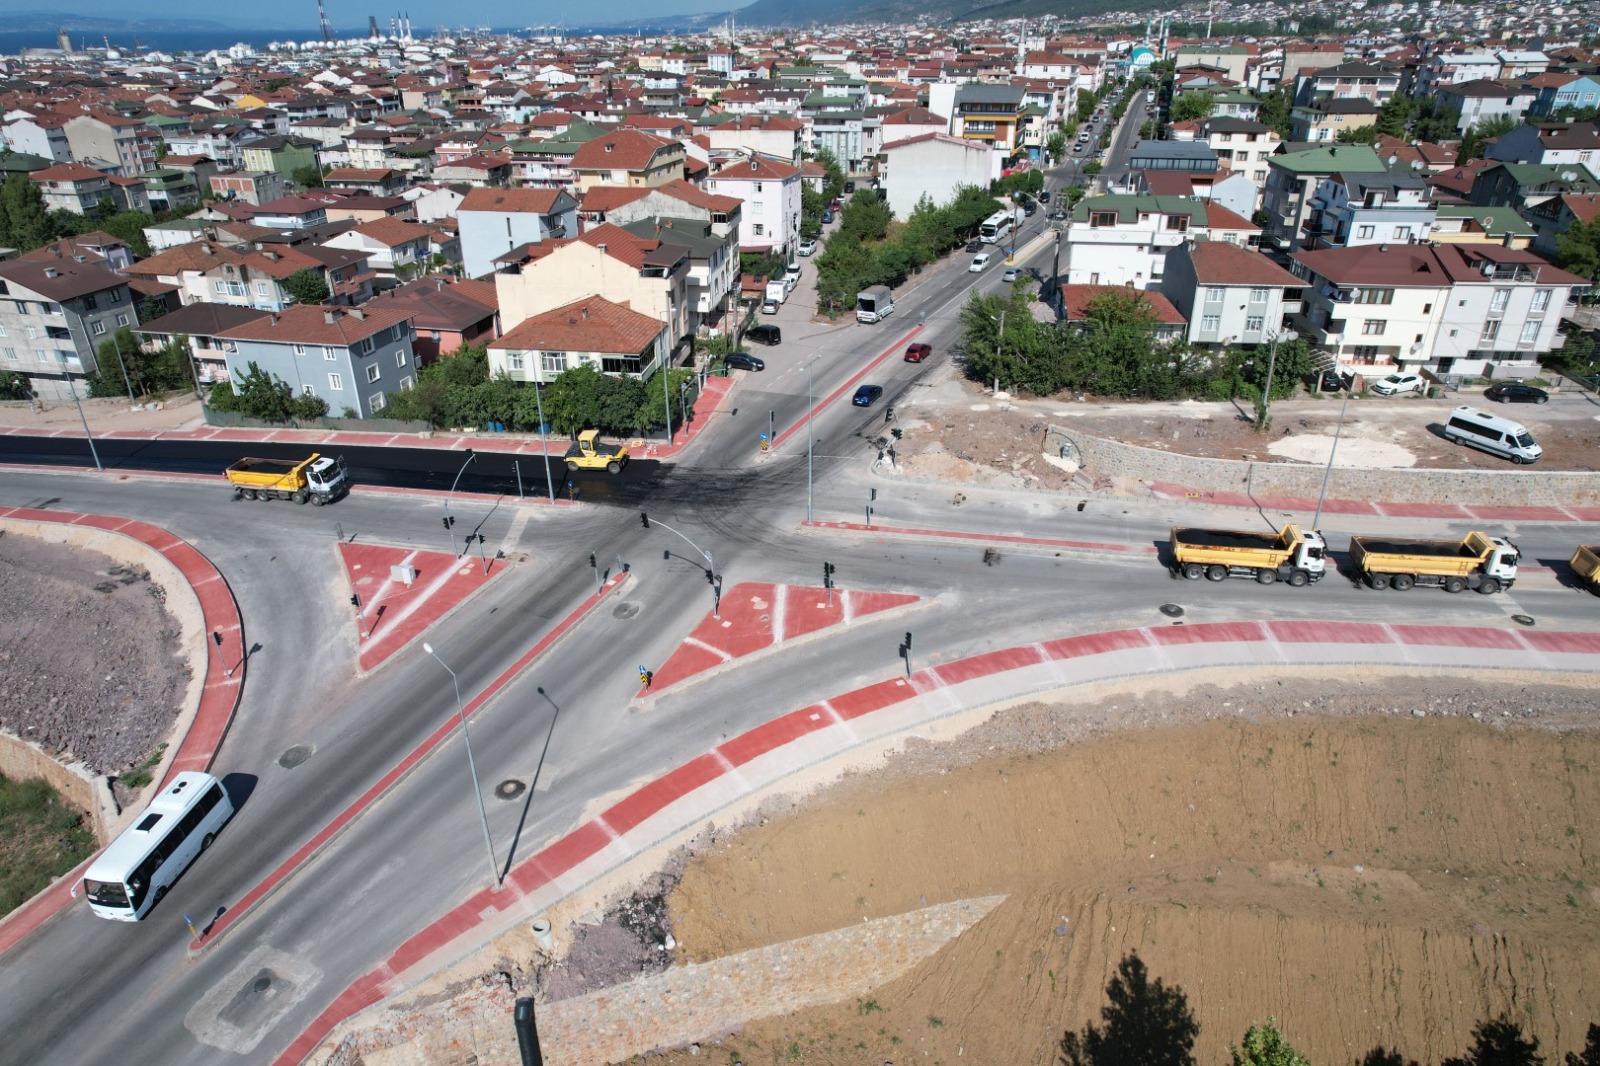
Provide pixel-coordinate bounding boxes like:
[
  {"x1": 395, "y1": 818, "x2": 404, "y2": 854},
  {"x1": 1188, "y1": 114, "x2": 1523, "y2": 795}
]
[{"x1": 732, "y1": 0, "x2": 1168, "y2": 28}]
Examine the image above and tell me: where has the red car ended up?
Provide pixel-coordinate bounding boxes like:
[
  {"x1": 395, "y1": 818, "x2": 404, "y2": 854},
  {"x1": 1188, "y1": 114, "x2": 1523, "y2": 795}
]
[{"x1": 904, "y1": 343, "x2": 932, "y2": 363}]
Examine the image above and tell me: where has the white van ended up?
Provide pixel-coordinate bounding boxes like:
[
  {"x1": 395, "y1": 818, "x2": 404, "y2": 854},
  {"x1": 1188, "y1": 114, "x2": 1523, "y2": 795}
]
[
  {"x1": 1442, "y1": 405, "x2": 1542, "y2": 464},
  {"x1": 970, "y1": 251, "x2": 993, "y2": 271}
]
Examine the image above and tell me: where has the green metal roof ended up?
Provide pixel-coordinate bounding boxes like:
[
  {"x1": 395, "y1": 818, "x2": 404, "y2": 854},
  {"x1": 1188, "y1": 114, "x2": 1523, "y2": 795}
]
[
  {"x1": 1268, "y1": 144, "x2": 1387, "y2": 173},
  {"x1": 1072, "y1": 194, "x2": 1207, "y2": 223},
  {"x1": 1434, "y1": 206, "x2": 1534, "y2": 234}
]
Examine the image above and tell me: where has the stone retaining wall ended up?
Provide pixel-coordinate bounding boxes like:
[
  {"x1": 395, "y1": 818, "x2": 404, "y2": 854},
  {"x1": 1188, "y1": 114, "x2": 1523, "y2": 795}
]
[
  {"x1": 1045, "y1": 425, "x2": 1600, "y2": 507},
  {"x1": 0, "y1": 735, "x2": 112, "y2": 844}
]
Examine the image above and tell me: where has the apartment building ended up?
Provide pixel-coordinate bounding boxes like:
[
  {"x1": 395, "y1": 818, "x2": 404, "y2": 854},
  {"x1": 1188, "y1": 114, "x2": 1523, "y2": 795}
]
[
  {"x1": 1307, "y1": 172, "x2": 1436, "y2": 248},
  {"x1": 1162, "y1": 241, "x2": 1304, "y2": 347},
  {"x1": 0, "y1": 254, "x2": 136, "y2": 401},
  {"x1": 488, "y1": 293, "x2": 670, "y2": 386},
  {"x1": 215, "y1": 304, "x2": 415, "y2": 418}
]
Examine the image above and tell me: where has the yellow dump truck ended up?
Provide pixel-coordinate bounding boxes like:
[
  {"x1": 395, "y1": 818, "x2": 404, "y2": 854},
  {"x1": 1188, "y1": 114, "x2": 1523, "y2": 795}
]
[
  {"x1": 564, "y1": 429, "x2": 629, "y2": 474},
  {"x1": 224, "y1": 454, "x2": 349, "y2": 505},
  {"x1": 1170, "y1": 523, "x2": 1328, "y2": 586},
  {"x1": 1571, "y1": 545, "x2": 1600, "y2": 593},
  {"x1": 1349, "y1": 531, "x2": 1519, "y2": 594}
]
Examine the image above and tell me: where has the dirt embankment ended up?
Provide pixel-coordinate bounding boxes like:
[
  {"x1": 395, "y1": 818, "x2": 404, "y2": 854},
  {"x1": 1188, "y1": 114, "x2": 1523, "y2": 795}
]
[{"x1": 647, "y1": 674, "x2": 1600, "y2": 1066}]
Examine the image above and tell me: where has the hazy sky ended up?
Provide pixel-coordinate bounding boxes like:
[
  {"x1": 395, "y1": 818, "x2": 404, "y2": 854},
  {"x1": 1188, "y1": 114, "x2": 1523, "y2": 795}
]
[{"x1": 0, "y1": 0, "x2": 741, "y2": 29}]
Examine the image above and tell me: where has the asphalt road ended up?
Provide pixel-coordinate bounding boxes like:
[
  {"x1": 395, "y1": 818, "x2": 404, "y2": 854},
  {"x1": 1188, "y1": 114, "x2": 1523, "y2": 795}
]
[{"x1": 2, "y1": 171, "x2": 1596, "y2": 1063}]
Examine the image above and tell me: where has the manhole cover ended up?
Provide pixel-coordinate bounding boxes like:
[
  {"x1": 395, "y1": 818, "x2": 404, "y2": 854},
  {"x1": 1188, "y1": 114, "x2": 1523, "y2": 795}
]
[
  {"x1": 612, "y1": 601, "x2": 641, "y2": 619},
  {"x1": 1159, "y1": 604, "x2": 1185, "y2": 617},
  {"x1": 278, "y1": 745, "x2": 313, "y2": 769},
  {"x1": 495, "y1": 778, "x2": 527, "y2": 800},
  {"x1": 1512, "y1": 614, "x2": 1536, "y2": 627},
  {"x1": 253, "y1": 976, "x2": 272, "y2": 993}
]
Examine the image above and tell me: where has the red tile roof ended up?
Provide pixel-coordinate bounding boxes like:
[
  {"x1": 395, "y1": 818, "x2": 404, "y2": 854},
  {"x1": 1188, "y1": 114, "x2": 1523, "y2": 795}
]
[
  {"x1": 1059, "y1": 284, "x2": 1186, "y2": 325},
  {"x1": 216, "y1": 303, "x2": 412, "y2": 344},
  {"x1": 459, "y1": 186, "x2": 563, "y2": 213},
  {"x1": 570, "y1": 128, "x2": 679, "y2": 172},
  {"x1": 1187, "y1": 241, "x2": 1301, "y2": 285},
  {"x1": 490, "y1": 294, "x2": 663, "y2": 354}
]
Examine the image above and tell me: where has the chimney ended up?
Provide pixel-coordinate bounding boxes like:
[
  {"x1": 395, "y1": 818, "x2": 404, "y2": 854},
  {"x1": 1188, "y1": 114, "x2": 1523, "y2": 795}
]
[
  {"x1": 202, "y1": 244, "x2": 214, "y2": 255},
  {"x1": 349, "y1": 308, "x2": 364, "y2": 319},
  {"x1": 581, "y1": 307, "x2": 588, "y2": 319},
  {"x1": 270, "y1": 313, "x2": 279, "y2": 325},
  {"x1": 43, "y1": 267, "x2": 59, "y2": 278},
  {"x1": 324, "y1": 310, "x2": 338, "y2": 323}
]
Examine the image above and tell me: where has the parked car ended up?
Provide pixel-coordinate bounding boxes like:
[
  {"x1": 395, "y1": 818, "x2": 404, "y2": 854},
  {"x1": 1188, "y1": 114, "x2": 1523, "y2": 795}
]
[
  {"x1": 852, "y1": 384, "x2": 884, "y2": 407},
  {"x1": 761, "y1": 299, "x2": 780, "y2": 315},
  {"x1": 1002, "y1": 266, "x2": 1021, "y2": 282},
  {"x1": 821, "y1": 209, "x2": 834, "y2": 224},
  {"x1": 1485, "y1": 381, "x2": 1549, "y2": 404},
  {"x1": 797, "y1": 238, "x2": 818, "y2": 256},
  {"x1": 724, "y1": 351, "x2": 765, "y2": 372},
  {"x1": 904, "y1": 343, "x2": 932, "y2": 363},
  {"x1": 843, "y1": 180, "x2": 856, "y2": 193},
  {"x1": 1317, "y1": 368, "x2": 1346, "y2": 393},
  {"x1": 965, "y1": 239, "x2": 983, "y2": 253},
  {"x1": 1371, "y1": 373, "x2": 1425, "y2": 396},
  {"x1": 785, "y1": 261, "x2": 802, "y2": 285},
  {"x1": 970, "y1": 251, "x2": 993, "y2": 271},
  {"x1": 746, "y1": 323, "x2": 782, "y2": 346}
]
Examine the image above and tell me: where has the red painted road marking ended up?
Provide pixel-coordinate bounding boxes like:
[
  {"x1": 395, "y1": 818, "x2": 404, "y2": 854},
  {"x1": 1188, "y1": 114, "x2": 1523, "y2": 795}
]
[
  {"x1": 807, "y1": 520, "x2": 1156, "y2": 555},
  {"x1": 770, "y1": 325, "x2": 924, "y2": 451},
  {"x1": 338, "y1": 542, "x2": 498, "y2": 672}
]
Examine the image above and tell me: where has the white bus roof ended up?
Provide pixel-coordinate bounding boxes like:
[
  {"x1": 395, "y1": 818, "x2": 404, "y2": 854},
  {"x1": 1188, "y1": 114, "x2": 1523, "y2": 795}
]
[{"x1": 84, "y1": 772, "x2": 221, "y2": 882}]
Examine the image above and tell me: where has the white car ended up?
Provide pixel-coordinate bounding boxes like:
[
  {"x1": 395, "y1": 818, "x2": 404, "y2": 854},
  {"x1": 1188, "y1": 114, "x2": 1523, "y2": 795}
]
[
  {"x1": 970, "y1": 251, "x2": 993, "y2": 271},
  {"x1": 1371, "y1": 373, "x2": 1425, "y2": 396},
  {"x1": 798, "y1": 238, "x2": 818, "y2": 256},
  {"x1": 1002, "y1": 266, "x2": 1021, "y2": 282},
  {"x1": 760, "y1": 299, "x2": 780, "y2": 315}
]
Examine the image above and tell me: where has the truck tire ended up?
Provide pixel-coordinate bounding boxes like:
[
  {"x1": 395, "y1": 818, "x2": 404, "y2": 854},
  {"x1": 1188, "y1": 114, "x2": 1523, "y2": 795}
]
[
  {"x1": 1391, "y1": 573, "x2": 1415, "y2": 591},
  {"x1": 1287, "y1": 569, "x2": 1310, "y2": 588},
  {"x1": 1181, "y1": 563, "x2": 1204, "y2": 580},
  {"x1": 257, "y1": 490, "x2": 272, "y2": 501},
  {"x1": 1477, "y1": 577, "x2": 1501, "y2": 595},
  {"x1": 607, "y1": 461, "x2": 622, "y2": 474},
  {"x1": 292, "y1": 490, "x2": 308, "y2": 505},
  {"x1": 565, "y1": 459, "x2": 580, "y2": 471},
  {"x1": 310, "y1": 494, "x2": 326, "y2": 506},
  {"x1": 1205, "y1": 564, "x2": 1227, "y2": 582},
  {"x1": 1255, "y1": 569, "x2": 1276, "y2": 585},
  {"x1": 1367, "y1": 573, "x2": 1391, "y2": 589},
  {"x1": 1443, "y1": 576, "x2": 1466, "y2": 594},
  {"x1": 242, "y1": 489, "x2": 257, "y2": 500}
]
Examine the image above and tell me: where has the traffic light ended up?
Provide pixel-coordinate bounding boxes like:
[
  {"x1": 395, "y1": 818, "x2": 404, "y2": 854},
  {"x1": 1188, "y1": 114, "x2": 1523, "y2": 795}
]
[
  {"x1": 891, "y1": 427, "x2": 903, "y2": 439},
  {"x1": 442, "y1": 515, "x2": 454, "y2": 529},
  {"x1": 589, "y1": 553, "x2": 597, "y2": 569},
  {"x1": 640, "y1": 512, "x2": 650, "y2": 528},
  {"x1": 705, "y1": 568, "x2": 716, "y2": 585},
  {"x1": 823, "y1": 561, "x2": 835, "y2": 587},
  {"x1": 904, "y1": 632, "x2": 913, "y2": 651},
  {"x1": 350, "y1": 594, "x2": 359, "y2": 607},
  {"x1": 212, "y1": 630, "x2": 222, "y2": 647},
  {"x1": 870, "y1": 487, "x2": 877, "y2": 502}
]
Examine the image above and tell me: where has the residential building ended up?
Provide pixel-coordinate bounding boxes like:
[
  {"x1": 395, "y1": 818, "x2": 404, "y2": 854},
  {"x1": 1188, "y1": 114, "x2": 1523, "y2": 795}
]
[
  {"x1": 880, "y1": 133, "x2": 993, "y2": 222},
  {"x1": 595, "y1": 180, "x2": 743, "y2": 327},
  {"x1": 321, "y1": 217, "x2": 439, "y2": 282},
  {"x1": 1054, "y1": 284, "x2": 1187, "y2": 341},
  {"x1": 1430, "y1": 206, "x2": 1534, "y2": 249},
  {"x1": 1292, "y1": 61, "x2": 1401, "y2": 106},
  {"x1": 1435, "y1": 81, "x2": 1536, "y2": 135},
  {"x1": 1289, "y1": 98, "x2": 1380, "y2": 143},
  {"x1": 1197, "y1": 117, "x2": 1279, "y2": 189},
  {"x1": 569, "y1": 128, "x2": 686, "y2": 192},
  {"x1": 238, "y1": 135, "x2": 318, "y2": 178},
  {"x1": 488, "y1": 293, "x2": 670, "y2": 385},
  {"x1": 699, "y1": 114, "x2": 807, "y2": 165},
  {"x1": 0, "y1": 254, "x2": 136, "y2": 401},
  {"x1": 1485, "y1": 122, "x2": 1600, "y2": 166},
  {"x1": 1130, "y1": 169, "x2": 1260, "y2": 220},
  {"x1": 1307, "y1": 172, "x2": 1436, "y2": 248},
  {"x1": 133, "y1": 302, "x2": 272, "y2": 386},
  {"x1": 1162, "y1": 241, "x2": 1304, "y2": 347},
  {"x1": 457, "y1": 186, "x2": 579, "y2": 281},
  {"x1": 209, "y1": 169, "x2": 291, "y2": 206},
  {"x1": 1262, "y1": 144, "x2": 1389, "y2": 250},
  {"x1": 369, "y1": 277, "x2": 497, "y2": 365},
  {"x1": 215, "y1": 304, "x2": 416, "y2": 418},
  {"x1": 1524, "y1": 192, "x2": 1600, "y2": 256},
  {"x1": 1428, "y1": 244, "x2": 1585, "y2": 376},
  {"x1": 62, "y1": 113, "x2": 158, "y2": 175},
  {"x1": 3, "y1": 113, "x2": 71, "y2": 162},
  {"x1": 250, "y1": 195, "x2": 331, "y2": 230},
  {"x1": 951, "y1": 83, "x2": 1027, "y2": 160},
  {"x1": 29, "y1": 163, "x2": 113, "y2": 214},
  {"x1": 1469, "y1": 161, "x2": 1600, "y2": 209},
  {"x1": 1417, "y1": 52, "x2": 1503, "y2": 96},
  {"x1": 1288, "y1": 243, "x2": 1450, "y2": 374},
  {"x1": 705, "y1": 154, "x2": 803, "y2": 255},
  {"x1": 1523, "y1": 73, "x2": 1600, "y2": 118},
  {"x1": 1062, "y1": 195, "x2": 1245, "y2": 289}
]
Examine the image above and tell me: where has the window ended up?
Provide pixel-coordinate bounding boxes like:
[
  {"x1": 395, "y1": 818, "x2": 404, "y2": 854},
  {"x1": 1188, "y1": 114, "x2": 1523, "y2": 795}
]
[
  {"x1": 2, "y1": 348, "x2": 13, "y2": 360},
  {"x1": 322, "y1": 346, "x2": 337, "y2": 361},
  {"x1": 256, "y1": 282, "x2": 270, "y2": 296},
  {"x1": 328, "y1": 372, "x2": 344, "y2": 390},
  {"x1": 116, "y1": 314, "x2": 128, "y2": 326},
  {"x1": 1090, "y1": 211, "x2": 1118, "y2": 227},
  {"x1": 83, "y1": 293, "x2": 97, "y2": 310},
  {"x1": 302, "y1": 384, "x2": 315, "y2": 396},
  {"x1": 1246, "y1": 316, "x2": 1264, "y2": 331},
  {"x1": 1353, "y1": 288, "x2": 1394, "y2": 304},
  {"x1": 12, "y1": 301, "x2": 27, "y2": 315},
  {"x1": 1357, "y1": 225, "x2": 1375, "y2": 239},
  {"x1": 507, "y1": 351, "x2": 523, "y2": 370},
  {"x1": 1205, "y1": 287, "x2": 1224, "y2": 303},
  {"x1": 25, "y1": 326, "x2": 37, "y2": 339},
  {"x1": 399, "y1": 376, "x2": 413, "y2": 390},
  {"x1": 1481, "y1": 320, "x2": 1500, "y2": 341},
  {"x1": 1249, "y1": 287, "x2": 1269, "y2": 302},
  {"x1": 1361, "y1": 319, "x2": 1386, "y2": 335},
  {"x1": 369, "y1": 393, "x2": 387, "y2": 414},
  {"x1": 109, "y1": 289, "x2": 122, "y2": 303},
  {"x1": 37, "y1": 350, "x2": 51, "y2": 363},
  {"x1": 1392, "y1": 226, "x2": 1411, "y2": 241},
  {"x1": 1520, "y1": 321, "x2": 1539, "y2": 343},
  {"x1": 1531, "y1": 289, "x2": 1552, "y2": 312},
  {"x1": 1165, "y1": 214, "x2": 1189, "y2": 232},
  {"x1": 0, "y1": 325, "x2": 6, "y2": 337},
  {"x1": 541, "y1": 351, "x2": 567, "y2": 374},
  {"x1": 1490, "y1": 288, "x2": 1510, "y2": 312},
  {"x1": 394, "y1": 351, "x2": 407, "y2": 367},
  {"x1": 752, "y1": 223, "x2": 764, "y2": 236},
  {"x1": 366, "y1": 363, "x2": 380, "y2": 383},
  {"x1": 91, "y1": 321, "x2": 105, "y2": 335},
  {"x1": 358, "y1": 337, "x2": 374, "y2": 354},
  {"x1": 293, "y1": 344, "x2": 306, "y2": 356},
  {"x1": 1201, "y1": 315, "x2": 1221, "y2": 331}
]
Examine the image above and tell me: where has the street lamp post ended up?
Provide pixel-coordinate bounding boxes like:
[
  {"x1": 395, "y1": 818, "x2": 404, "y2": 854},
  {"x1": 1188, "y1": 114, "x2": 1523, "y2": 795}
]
[
  {"x1": 421, "y1": 642, "x2": 500, "y2": 889},
  {"x1": 1312, "y1": 378, "x2": 1353, "y2": 529},
  {"x1": 57, "y1": 354, "x2": 102, "y2": 472},
  {"x1": 640, "y1": 512, "x2": 720, "y2": 617},
  {"x1": 444, "y1": 448, "x2": 476, "y2": 555},
  {"x1": 803, "y1": 355, "x2": 821, "y2": 523},
  {"x1": 110, "y1": 332, "x2": 136, "y2": 404},
  {"x1": 530, "y1": 383, "x2": 555, "y2": 503}
]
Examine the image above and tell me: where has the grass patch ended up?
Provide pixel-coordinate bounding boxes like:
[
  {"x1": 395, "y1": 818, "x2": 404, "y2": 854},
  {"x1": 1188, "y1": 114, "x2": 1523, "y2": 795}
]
[
  {"x1": 0, "y1": 773, "x2": 97, "y2": 918},
  {"x1": 118, "y1": 743, "x2": 168, "y2": 791}
]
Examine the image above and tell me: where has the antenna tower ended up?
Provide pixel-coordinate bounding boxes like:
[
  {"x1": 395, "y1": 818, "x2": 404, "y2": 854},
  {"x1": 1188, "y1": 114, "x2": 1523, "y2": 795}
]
[{"x1": 317, "y1": 0, "x2": 333, "y2": 41}]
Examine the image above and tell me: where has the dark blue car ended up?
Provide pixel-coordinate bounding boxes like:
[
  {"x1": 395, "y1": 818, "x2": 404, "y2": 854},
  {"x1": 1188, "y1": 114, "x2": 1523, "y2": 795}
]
[
  {"x1": 821, "y1": 208, "x2": 835, "y2": 224},
  {"x1": 852, "y1": 384, "x2": 884, "y2": 407}
]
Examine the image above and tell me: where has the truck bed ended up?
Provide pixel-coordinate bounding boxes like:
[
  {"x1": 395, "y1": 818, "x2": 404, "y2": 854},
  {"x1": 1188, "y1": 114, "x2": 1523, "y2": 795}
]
[
  {"x1": 228, "y1": 457, "x2": 303, "y2": 475},
  {"x1": 1353, "y1": 538, "x2": 1479, "y2": 558},
  {"x1": 1173, "y1": 528, "x2": 1286, "y2": 550}
]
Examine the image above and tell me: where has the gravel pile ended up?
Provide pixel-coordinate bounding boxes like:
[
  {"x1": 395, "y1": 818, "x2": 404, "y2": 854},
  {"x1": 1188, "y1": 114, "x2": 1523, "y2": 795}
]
[{"x1": 0, "y1": 532, "x2": 189, "y2": 780}]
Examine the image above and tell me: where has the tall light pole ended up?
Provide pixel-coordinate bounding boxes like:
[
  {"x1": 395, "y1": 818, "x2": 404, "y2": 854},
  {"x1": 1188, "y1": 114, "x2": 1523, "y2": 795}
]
[
  {"x1": 110, "y1": 331, "x2": 136, "y2": 404},
  {"x1": 444, "y1": 448, "x2": 476, "y2": 555},
  {"x1": 531, "y1": 382, "x2": 555, "y2": 503},
  {"x1": 803, "y1": 355, "x2": 820, "y2": 523},
  {"x1": 661, "y1": 354, "x2": 675, "y2": 447},
  {"x1": 1312, "y1": 376, "x2": 1352, "y2": 529},
  {"x1": 422, "y1": 642, "x2": 500, "y2": 888},
  {"x1": 57, "y1": 353, "x2": 102, "y2": 472}
]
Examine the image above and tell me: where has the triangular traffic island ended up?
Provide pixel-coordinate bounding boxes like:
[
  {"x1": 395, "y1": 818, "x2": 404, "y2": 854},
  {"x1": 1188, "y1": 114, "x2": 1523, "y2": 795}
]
[
  {"x1": 646, "y1": 581, "x2": 920, "y2": 693},
  {"x1": 337, "y1": 541, "x2": 501, "y2": 672}
]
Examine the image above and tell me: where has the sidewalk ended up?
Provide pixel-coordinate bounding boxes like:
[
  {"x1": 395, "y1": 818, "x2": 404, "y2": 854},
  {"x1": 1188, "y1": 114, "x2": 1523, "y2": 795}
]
[
  {"x1": 289, "y1": 617, "x2": 1600, "y2": 1066},
  {"x1": 1149, "y1": 480, "x2": 1600, "y2": 525}
]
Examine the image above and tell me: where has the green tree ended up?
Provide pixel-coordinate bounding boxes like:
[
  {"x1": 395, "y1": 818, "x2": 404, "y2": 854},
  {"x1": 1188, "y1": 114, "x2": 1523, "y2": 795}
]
[
  {"x1": 635, "y1": 366, "x2": 696, "y2": 434},
  {"x1": 283, "y1": 268, "x2": 330, "y2": 305},
  {"x1": 1172, "y1": 91, "x2": 1217, "y2": 123},
  {"x1": 1232, "y1": 1020, "x2": 1311, "y2": 1066},
  {"x1": 1554, "y1": 217, "x2": 1600, "y2": 290},
  {"x1": 1059, "y1": 953, "x2": 1199, "y2": 1066},
  {"x1": 225, "y1": 361, "x2": 296, "y2": 422},
  {"x1": 1375, "y1": 94, "x2": 1414, "y2": 138},
  {"x1": 543, "y1": 363, "x2": 607, "y2": 434},
  {"x1": 1046, "y1": 130, "x2": 1067, "y2": 162},
  {"x1": 1256, "y1": 87, "x2": 1293, "y2": 139},
  {"x1": 0, "y1": 368, "x2": 31, "y2": 400},
  {"x1": 0, "y1": 175, "x2": 58, "y2": 250},
  {"x1": 1456, "y1": 114, "x2": 1520, "y2": 163},
  {"x1": 292, "y1": 164, "x2": 324, "y2": 189},
  {"x1": 1412, "y1": 100, "x2": 1462, "y2": 142},
  {"x1": 1336, "y1": 125, "x2": 1380, "y2": 144},
  {"x1": 1442, "y1": 1016, "x2": 1544, "y2": 1066}
]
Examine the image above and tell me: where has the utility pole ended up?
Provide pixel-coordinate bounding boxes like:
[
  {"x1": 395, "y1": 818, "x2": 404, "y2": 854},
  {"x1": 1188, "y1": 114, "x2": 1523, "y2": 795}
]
[{"x1": 1256, "y1": 332, "x2": 1280, "y2": 431}]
